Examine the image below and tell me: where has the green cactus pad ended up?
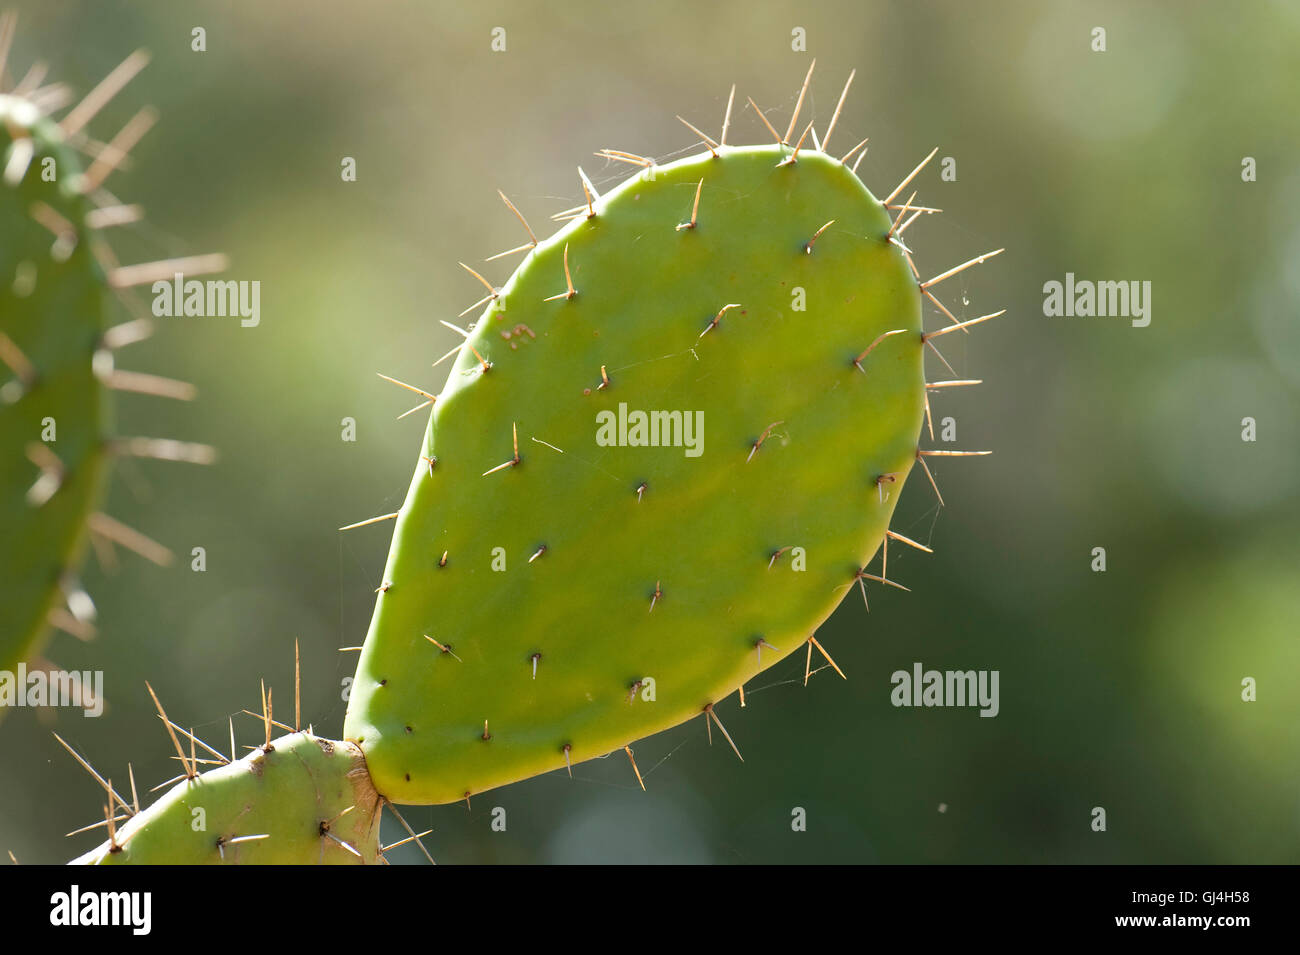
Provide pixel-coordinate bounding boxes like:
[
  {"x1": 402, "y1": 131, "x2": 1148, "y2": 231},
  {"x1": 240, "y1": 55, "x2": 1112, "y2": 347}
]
[
  {"x1": 71, "y1": 731, "x2": 382, "y2": 865},
  {"x1": 0, "y1": 92, "x2": 112, "y2": 672},
  {"x1": 1, "y1": 35, "x2": 216, "y2": 684},
  {"x1": 345, "y1": 142, "x2": 928, "y2": 804}
]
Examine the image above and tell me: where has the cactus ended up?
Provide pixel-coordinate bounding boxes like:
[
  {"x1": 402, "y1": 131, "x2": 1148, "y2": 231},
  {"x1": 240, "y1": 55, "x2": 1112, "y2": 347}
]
[
  {"x1": 58, "y1": 64, "x2": 1002, "y2": 863},
  {"x1": 67, "y1": 720, "x2": 382, "y2": 865},
  {"x1": 0, "y1": 80, "x2": 111, "y2": 670},
  {"x1": 351, "y1": 154, "x2": 931, "y2": 801},
  {"x1": 0, "y1": 13, "x2": 219, "y2": 681}
]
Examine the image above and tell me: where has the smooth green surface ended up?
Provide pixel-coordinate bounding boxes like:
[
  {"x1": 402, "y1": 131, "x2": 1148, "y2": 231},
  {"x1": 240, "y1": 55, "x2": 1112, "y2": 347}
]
[
  {"x1": 346, "y1": 145, "x2": 925, "y2": 804},
  {"x1": 73, "y1": 732, "x2": 382, "y2": 865},
  {"x1": 0, "y1": 95, "x2": 111, "y2": 673}
]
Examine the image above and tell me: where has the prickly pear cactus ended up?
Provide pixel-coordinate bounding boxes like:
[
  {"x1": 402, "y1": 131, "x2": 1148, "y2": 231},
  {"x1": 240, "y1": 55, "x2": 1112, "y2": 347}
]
[
  {"x1": 344, "y1": 76, "x2": 999, "y2": 805},
  {"x1": 0, "y1": 20, "x2": 217, "y2": 678},
  {"x1": 71, "y1": 730, "x2": 382, "y2": 865},
  {"x1": 61, "y1": 67, "x2": 999, "y2": 865},
  {"x1": 0, "y1": 88, "x2": 113, "y2": 670}
]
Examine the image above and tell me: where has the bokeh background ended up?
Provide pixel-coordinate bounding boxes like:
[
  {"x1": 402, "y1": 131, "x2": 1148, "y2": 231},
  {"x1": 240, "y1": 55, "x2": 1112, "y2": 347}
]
[{"x1": 2, "y1": 0, "x2": 1297, "y2": 864}]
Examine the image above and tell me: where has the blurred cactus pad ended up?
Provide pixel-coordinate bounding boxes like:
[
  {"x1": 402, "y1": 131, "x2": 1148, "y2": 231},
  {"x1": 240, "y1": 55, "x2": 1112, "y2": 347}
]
[
  {"x1": 1, "y1": 18, "x2": 217, "y2": 685},
  {"x1": 0, "y1": 87, "x2": 114, "y2": 673}
]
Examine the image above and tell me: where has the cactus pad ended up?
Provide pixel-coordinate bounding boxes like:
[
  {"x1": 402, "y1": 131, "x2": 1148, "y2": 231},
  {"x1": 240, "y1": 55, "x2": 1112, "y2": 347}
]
[
  {"x1": 0, "y1": 26, "x2": 217, "y2": 680},
  {"x1": 0, "y1": 91, "x2": 112, "y2": 671},
  {"x1": 72, "y1": 730, "x2": 382, "y2": 865},
  {"x1": 53, "y1": 68, "x2": 1000, "y2": 865},
  {"x1": 345, "y1": 131, "x2": 953, "y2": 804}
]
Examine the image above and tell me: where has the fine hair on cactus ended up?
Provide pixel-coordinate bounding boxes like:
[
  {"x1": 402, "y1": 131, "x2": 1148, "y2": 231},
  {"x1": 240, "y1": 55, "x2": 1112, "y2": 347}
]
[{"x1": 36, "y1": 56, "x2": 1004, "y2": 866}]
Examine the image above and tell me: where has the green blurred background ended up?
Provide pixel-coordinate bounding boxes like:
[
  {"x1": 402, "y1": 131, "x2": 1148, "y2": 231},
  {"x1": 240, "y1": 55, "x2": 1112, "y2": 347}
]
[{"x1": 2, "y1": 0, "x2": 1297, "y2": 864}]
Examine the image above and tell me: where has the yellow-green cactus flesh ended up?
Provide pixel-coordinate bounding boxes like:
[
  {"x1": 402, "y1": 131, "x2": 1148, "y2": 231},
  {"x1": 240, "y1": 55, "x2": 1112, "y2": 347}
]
[
  {"x1": 71, "y1": 732, "x2": 382, "y2": 865},
  {"x1": 345, "y1": 144, "x2": 925, "y2": 804}
]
